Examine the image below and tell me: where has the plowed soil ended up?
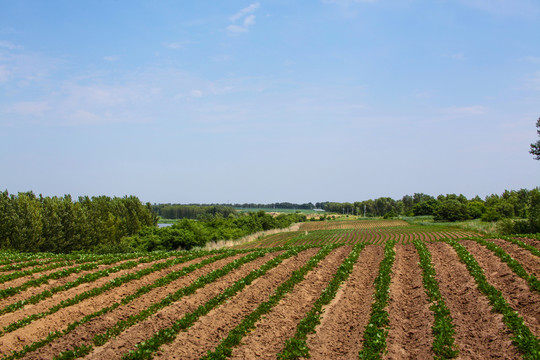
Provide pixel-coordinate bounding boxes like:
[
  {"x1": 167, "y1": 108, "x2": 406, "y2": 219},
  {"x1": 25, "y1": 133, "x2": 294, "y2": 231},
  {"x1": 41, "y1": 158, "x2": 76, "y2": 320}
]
[
  {"x1": 515, "y1": 237, "x2": 540, "y2": 251},
  {"x1": 304, "y1": 244, "x2": 384, "y2": 360},
  {"x1": 384, "y1": 244, "x2": 434, "y2": 359},
  {"x1": 462, "y1": 240, "x2": 540, "y2": 337},
  {"x1": 229, "y1": 246, "x2": 351, "y2": 360},
  {"x1": 84, "y1": 249, "x2": 318, "y2": 360},
  {"x1": 428, "y1": 242, "x2": 520, "y2": 359},
  {"x1": 487, "y1": 238, "x2": 540, "y2": 277}
]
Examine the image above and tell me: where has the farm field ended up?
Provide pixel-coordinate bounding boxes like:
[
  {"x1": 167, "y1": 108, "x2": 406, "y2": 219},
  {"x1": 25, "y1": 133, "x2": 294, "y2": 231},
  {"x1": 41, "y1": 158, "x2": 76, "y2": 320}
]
[{"x1": 0, "y1": 222, "x2": 539, "y2": 359}]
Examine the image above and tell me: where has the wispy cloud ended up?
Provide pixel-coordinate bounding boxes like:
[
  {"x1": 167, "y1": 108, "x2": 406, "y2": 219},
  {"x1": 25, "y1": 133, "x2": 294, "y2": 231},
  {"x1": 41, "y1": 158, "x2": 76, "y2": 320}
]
[
  {"x1": 5, "y1": 101, "x2": 50, "y2": 115},
  {"x1": 0, "y1": 40, "x2": 23, "y2": 50},
  {"x1": 521, "y1": 56, "x2": 540, "y2": 63},
  {"x1": 103, "y1": 55, "x2": 119, "y2": 62},
  {"x1": 162, "y1": 41, "x2": 190, "y2": 50},
  {"x1": 322, "y1": 0, "x2": 379, "y2": 5},
  {"x1": 227, "y1": 3, "x2": 259, "y2": 33},
  {"x1": 443, "y1": 105, "x2": 487, "y2": 115},
  {"x1": 230, "y1": 3, "x2": 260, "y2": 21}
]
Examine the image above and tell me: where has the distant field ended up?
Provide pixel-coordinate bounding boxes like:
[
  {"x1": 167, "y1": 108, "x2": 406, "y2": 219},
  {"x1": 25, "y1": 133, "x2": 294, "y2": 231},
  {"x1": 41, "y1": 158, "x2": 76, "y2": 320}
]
[{"x1": 234, "y1": 207, "x2": 322, "y2": 214}]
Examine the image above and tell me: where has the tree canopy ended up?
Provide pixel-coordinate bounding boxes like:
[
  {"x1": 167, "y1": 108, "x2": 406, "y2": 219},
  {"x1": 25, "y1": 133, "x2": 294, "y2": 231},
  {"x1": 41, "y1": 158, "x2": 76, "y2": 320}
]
[{"x1": 530, "y1": 117, "x2": 540, "y2": 160}]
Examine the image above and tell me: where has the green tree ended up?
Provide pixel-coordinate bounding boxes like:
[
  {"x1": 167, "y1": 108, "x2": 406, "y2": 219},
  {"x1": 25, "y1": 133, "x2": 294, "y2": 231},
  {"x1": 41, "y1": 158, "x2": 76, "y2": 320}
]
[
  {"x1": 434, "y1": 200, "x2": 468, "y2": 221},
  {"x1": 530, "y1": 117, "x2": 540, "y2": 160}
]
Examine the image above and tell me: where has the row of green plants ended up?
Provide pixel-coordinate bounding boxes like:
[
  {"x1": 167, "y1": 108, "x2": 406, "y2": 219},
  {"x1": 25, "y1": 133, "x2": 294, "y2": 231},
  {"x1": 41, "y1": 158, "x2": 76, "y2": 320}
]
[
  {"x1": 1, "y1": 252, "x2": 179, "y2": 335},
  {"x1": 53, "y1": 248, "x2": 276, "y2": 359},
  {"x1": 277, "y1": 243, "x2": 366, "y2": 359},
  {"x1": 358, "y1": 240, "x2": 396, "y2": 359},
  {"x1": 0, "y1": 253, "x2": 158, "y2": 316},
  {"x1": 493, "y1": 236, "x2": 540, "y2": 257},
  {"x1": 470, "y1": 238, "x2": 540, "y2": 293},
  {"x1": 199, "y1": 246, "x2": 338, "y2": 360},
  {"x1": 445, "y1": 239, "x2": 540, "y2": 359},
  {"x1": 413, "y1": 239, "x2": 458, "y2": 359},
  {"x1": 1, "y1": 249, "x2": 235, "y2": 360}
]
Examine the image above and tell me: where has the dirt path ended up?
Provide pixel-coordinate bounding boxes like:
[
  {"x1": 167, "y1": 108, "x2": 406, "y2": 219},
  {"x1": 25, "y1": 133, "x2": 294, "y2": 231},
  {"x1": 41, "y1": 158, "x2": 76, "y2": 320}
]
[
  {"x1": 0, "y1": 256, "x2": 189, "y2": 355},
  {"x1": 152, "y1": 248, "x2": 339, "y2": 360},
  {"x1": 428, "y1": 242, "x2": 519, "y2": 359},
  {"x1": 463, "y1": 240, "x2": 540, "y2": 337},
  {"x1": 384, "y1": 244, "x2": 434, "y2": 359},
  {"x1": 228, "y1": 246, "x2": 351, "y2": 360},
  {"x1": 486, "y1": 239, "x2": 540, "y2": 278},
  {"x1": 83, "y1": 249, "x2": 318, "y2": 360},
  {"x1": 304, "y1": 244, "x2": 384, "y2": 360}
]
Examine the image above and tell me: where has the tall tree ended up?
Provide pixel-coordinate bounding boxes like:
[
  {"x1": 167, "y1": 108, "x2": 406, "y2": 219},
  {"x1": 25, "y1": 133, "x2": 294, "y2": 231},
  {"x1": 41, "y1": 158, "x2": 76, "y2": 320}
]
[{"x1": 530, "y1": 117, "x2": 540, "y2": 160}]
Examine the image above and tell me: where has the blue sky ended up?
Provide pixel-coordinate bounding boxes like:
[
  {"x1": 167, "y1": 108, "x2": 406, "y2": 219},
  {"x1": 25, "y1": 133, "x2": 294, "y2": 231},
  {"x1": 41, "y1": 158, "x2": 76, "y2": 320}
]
[{"x1": 1, "y1": 0, "x2": 539, "y2": 204}]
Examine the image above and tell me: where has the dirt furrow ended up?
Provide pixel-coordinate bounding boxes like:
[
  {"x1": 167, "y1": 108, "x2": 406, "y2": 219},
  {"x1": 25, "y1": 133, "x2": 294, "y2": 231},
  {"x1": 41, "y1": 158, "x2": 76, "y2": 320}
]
[
  {"x1": 304, "y1": 244, "x2": 383, "y2": 360},
  {"x1": 0, "y1": 256, "x2": 186, "y2": 355},
  {"x1": 154, "y1": 247, "x2": 348, "y2": 360},
  {"x1": 515, "y1": 237, "x2": 540, "y2": 252},
  {"x1": 84, "y1": 249, "x2": 318, "y2": 360},
  {"x1": 486, "y1": 238, "x2": 540, "y2": 278},
  {"x1": 384, "y1": 244, "x2": 434, "y2": 359},
  {"x1": 0, "y1": 262, "x2": 80, "y2": 291},
  {"x1": 0, "y1": 259, "x2": 133, "y2": 309},
  {"x1": 0, "y1": 257, "x2": 173, "y2": 330},
  {"x1": 152, "y1": 248, "x2": 318, "y2": 360},
  {"x1": 19, "y1": 255, "x2": 216, "y2": 360},
  {"x1": 228, "y1": 246, "x2": 351, "y2": 360},
  {"x1": 463, "y1": 240, "x2": 540, "y2": 337},
  {"x1": 428, "y1": 242, "x2": 519, "y2": 359}
]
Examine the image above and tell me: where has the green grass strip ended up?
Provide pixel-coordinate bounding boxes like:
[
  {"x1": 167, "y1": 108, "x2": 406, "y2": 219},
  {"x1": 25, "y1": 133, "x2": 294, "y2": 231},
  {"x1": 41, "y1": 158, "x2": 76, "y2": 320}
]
[
  {"x1": 0, "y1": 252, "x2": 178, "y2": 335},
  {"x1": 358, "y1": 240, "x2": 396, "y2": 360},
  {"x1": 52, "y1": 247, "x2": 283, "y2": 360},
  {"x1": 413, "y1": 239, "x2": 458, "y2": 359},
  {"x1": 277, "y1": 243, "x2": 366, "y2": 359},
  {"x1": 470, "y1": 238, "x2": 540, "y2": 293},
  {"x1": 199, "y1": 245, "x2": 338, "y2": 360},
  {"x1": 445, "y1": 238, "x2": 540, "y2": 359},
  {"x1": 1, "y1": 251, "x2": 229, "y2": 360}
]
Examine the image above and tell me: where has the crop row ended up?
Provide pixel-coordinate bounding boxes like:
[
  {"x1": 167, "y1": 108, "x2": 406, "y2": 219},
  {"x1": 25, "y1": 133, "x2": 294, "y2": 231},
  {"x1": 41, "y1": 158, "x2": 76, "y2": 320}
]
[{"x1": 0, "y1": 236, "x2": 538, "y2": 359}]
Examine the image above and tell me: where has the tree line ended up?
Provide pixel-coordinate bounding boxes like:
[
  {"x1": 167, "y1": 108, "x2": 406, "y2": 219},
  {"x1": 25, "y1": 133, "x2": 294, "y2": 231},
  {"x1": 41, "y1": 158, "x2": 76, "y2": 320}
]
[
  {"x1": 151, "y1": 204, "x2": 237, "y2": 220},
  {"x1": 0, "y1": 191, "x2": 157, "y2": 253}
]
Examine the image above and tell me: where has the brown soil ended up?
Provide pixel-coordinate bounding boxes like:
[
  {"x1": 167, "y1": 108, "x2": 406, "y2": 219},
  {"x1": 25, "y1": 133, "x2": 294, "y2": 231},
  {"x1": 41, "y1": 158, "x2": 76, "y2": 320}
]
[
  {"x1": 0, "y1": 257, "x2": 174, "y2": 331},
  {"x1": 20, "y1": 254, "x2": 215, "y2": 360},
  {"x1": 0, "y1": 259, "x2": 133, "y2": 309},
  {"x1": 462, "y1": 240, "x2": 540, "y2": 337},
  {"x1": 304, "y1": 244, "x2": 384, "y2": 360},
  {"x1": 0, "y1": 262, "x2": 80, "y2": 291},
  {"x1": 486, "y1": 239, "x2": 540, "y2": 278},
  {"x1": 384, "y1": 244, "x2": 434, "y2": 359},
  {"x1": 514, "y1": 237, "x2": 540, "y2": 252},
  {"x1": 427, "y1": 242, "x2": 520, "y2": 359},
  {"x1": 83, "y1": 249, "x2": 318, "y2": 360},
  {"x1": 152, "y1": 247, "x2": 324, "y2": 359},
  {"x1": 228, "y1": 246, "x2": 351, "y2": 360},
  {"x1": 0, "y1": 256, "x2": 186, "y2": 355}
]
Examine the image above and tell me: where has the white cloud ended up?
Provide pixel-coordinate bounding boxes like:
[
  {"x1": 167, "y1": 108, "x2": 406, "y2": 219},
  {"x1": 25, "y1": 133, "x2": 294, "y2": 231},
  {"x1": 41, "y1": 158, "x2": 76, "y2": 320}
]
[
  {"x1": 0, "y1": 65, "x2": 11, "y2": 82},
  {"x1": 190, "y1": 89, "x2": 203, "y2": 97},
  {"x1": 451, "y1": 53, "x2": 466, "y2": 61},
  {"x1": 227, "y1": 3, "x2": 259, "y2": 33},
  {"x1": 522, "y1": 56, "x2": 540, "y2": 64},
  {"x1": 230, "y1": 3, "x2": 260, "y2": 21},
  {"x1": 322, "y1": 0, "x2": 378, "y2": 5},
  {"x1": 103, "y1": 55, "x2": 119, "y2": 62}
]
